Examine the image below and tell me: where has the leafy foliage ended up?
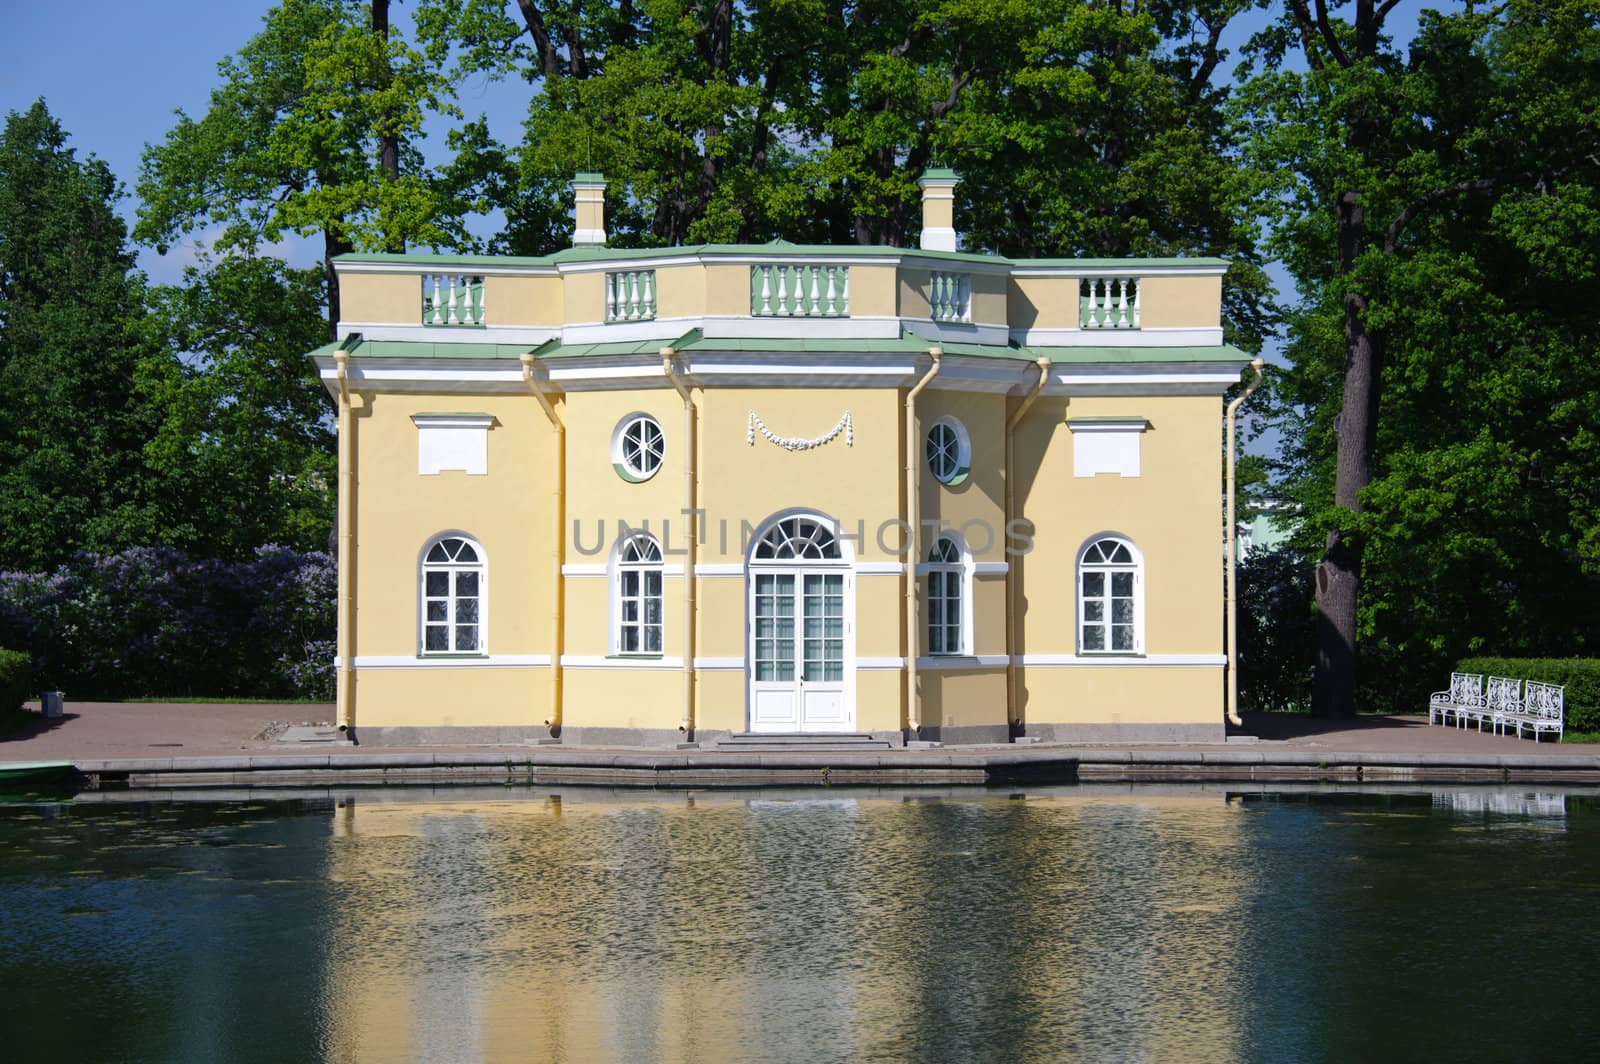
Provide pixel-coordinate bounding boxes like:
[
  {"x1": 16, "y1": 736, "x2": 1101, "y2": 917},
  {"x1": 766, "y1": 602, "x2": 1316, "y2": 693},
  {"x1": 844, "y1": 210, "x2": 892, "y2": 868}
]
[
  {"x1": 136, "y1": 0, "x2": 462, "y2": 331},
  {"x1": 418, "y1": 0, "x2": 1272, "y2": 348},
  {"x1": 1241, "y1": 0, "x2": 1600, "y2": 712},
  {"x1": 0, "y1": 101, "x2": 165, "y2": 570},
  {"x1": 0, "y1": 547, "x2": 335, "y2": 701},
  {"x1": 1237, "y1": 546, "x2": 1315, "y2": 712},
  {"x1": 0, "y1": 647, "x2": 29, "y2": 717},
  {"x1": 142, "y1": 257, "x2": 335, "y2": 557},
  {"x1": 1454, "y1": 658, "x2": 1600, "y2": 735}
]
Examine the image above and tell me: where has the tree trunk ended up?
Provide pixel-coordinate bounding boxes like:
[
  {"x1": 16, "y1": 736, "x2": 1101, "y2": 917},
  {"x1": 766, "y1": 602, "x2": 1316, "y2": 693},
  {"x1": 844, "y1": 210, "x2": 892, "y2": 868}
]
[
  {"x1": 324, "y1": 228, "x2": 354, "y2": 341},
  {"x1": 373, "y1": 0, "x2": 402, "y2": 253},
  {"x1": 1312, "y1": 182, "x2": 1381, "y2": 718}
]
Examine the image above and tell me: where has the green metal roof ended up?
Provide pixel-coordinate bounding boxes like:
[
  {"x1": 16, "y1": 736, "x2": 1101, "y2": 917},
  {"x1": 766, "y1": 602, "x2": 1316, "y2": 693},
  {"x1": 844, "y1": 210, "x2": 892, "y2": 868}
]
[
  {"x1": 335, "y1": 246, "x2": 1231, "y2": 270},
  {"x1": 314, "y1": 333, "x2": 1254, "y2": 367},
  {"x1": 1026, "y1": 345, "x2": 1253, "y2": 364}
]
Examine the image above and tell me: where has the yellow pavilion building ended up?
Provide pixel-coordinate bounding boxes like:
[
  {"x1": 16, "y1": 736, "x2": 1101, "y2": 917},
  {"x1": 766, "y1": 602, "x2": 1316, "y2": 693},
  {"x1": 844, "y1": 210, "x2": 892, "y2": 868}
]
[{"x1": 312, "y1": 171, "x2": 1254, "y2": 746}]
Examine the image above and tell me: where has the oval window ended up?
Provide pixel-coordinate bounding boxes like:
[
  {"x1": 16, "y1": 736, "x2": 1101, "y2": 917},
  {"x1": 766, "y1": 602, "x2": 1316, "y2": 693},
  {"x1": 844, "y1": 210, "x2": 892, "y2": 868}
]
[
  {"x1": 925, "y1": 417, "x2": 971, "y2": 485},
  {"x1": 612, "y1": 413, "x2": 665, "y2": 482}
]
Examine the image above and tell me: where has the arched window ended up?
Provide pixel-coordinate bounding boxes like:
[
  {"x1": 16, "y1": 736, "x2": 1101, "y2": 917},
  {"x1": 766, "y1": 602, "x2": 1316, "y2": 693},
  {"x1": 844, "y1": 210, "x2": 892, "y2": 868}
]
[
  {"x1": 752, "y1": 517, "x2": 842, "y2": 560},
  {"x1": 422, "y1": 535, "x2": 485, "y2": 653},
  {"x1": 1078, "y1": 536, "x2": 1141, "y2": 653},
  {"x1": 927, "y1": 535, "x2": 967, "y2": 655},
  {"x1": 615, "y1": 534, "x2": 664, "y2": 654}
]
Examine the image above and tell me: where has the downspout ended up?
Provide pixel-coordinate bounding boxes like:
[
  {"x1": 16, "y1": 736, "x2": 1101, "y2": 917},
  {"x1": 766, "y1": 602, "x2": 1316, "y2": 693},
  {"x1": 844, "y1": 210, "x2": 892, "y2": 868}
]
[
  {"x1": 334, "y1": 337, "x2": 358, "y2": 733},
  {"x1": 1225, "y1": 358, "x2": 1266, "y2": 728},
  {"x1": 521, "y1": 353, "x2": 566, "y2": 735},
  {"x1": 1004, "y1": 356, "x2": 1051, "y2": 733},
  {"x1": 662, "y1": 348, "x2": 697, "y2": 737},
  {"x1": 904, "y1": 347, "x2": 942, "y2": 738}
]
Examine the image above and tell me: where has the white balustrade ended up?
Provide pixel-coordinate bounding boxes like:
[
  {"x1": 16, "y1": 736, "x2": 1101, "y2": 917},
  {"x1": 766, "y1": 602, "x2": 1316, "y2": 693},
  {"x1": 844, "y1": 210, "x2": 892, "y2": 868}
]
[
  {"x1": 1079, "y1": 277, "x2": 1141, "y2": 329},
  {"x1": 422, "y1": 273, "x2": 487, "y2": 327},
  {"x1": 750, "y1": 264, "x2": 850, "y2": 317},
  {"x1": 605, "y1": 270, "x2": 657, "y2": 322},
  {"x1": 929, "y1": 271, "x2": 972, "y2": 322}
]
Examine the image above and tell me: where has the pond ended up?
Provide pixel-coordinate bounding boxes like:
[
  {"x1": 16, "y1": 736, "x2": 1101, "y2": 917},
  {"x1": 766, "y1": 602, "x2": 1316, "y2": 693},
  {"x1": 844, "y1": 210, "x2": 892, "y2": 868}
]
[{"x1": 2, "y1": 785, "x2": 1597, "y2": 1063}]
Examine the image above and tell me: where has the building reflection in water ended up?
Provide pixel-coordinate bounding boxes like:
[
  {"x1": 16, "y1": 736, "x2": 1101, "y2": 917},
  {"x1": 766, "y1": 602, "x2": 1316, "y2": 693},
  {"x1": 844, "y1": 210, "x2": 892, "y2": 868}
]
[{"x1": 319, "y1": 789, "x2": 1257, "y2": 1063}]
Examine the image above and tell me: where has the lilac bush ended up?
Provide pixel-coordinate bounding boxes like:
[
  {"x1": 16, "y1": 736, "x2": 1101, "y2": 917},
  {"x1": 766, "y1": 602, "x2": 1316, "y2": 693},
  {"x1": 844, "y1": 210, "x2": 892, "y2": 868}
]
[{"x1": 0, "y1": 546, "x2": 335, "y2": 700}]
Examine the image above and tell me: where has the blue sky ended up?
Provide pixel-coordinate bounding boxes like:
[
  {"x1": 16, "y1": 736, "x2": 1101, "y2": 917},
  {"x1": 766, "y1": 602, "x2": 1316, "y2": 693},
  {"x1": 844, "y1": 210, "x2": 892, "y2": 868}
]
[{"x1": 1, "y1": 1, "x2": 534, "y2": 283}]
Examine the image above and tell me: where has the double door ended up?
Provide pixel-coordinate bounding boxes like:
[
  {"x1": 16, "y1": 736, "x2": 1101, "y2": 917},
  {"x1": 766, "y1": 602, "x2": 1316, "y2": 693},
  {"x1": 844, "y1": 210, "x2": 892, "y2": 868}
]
[{"x1": 749, "y1": 570, "x2": 851, "y2": 732}]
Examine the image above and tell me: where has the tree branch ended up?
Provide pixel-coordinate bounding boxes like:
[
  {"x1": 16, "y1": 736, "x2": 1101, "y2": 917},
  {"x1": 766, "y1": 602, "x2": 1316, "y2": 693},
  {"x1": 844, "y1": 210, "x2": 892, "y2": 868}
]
[
  {"x1": 1287, "y1": 0, "x2": 1327, "y2": 72},
  {"x1": 514, "y1": 0, "x2": 561, "y2": 77},
  {"x1": 1313, "y1": 0, "x2": 1352, "y2": 67},
  {"x1": 1383, "y1": 177, "x2": 1501, "y2": 254}
]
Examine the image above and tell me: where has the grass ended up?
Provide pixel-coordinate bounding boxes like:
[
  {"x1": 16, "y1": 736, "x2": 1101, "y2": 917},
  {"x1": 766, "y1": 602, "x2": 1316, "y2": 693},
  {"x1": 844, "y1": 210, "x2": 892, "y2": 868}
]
[{"x1": 1562, "y1": 730, "x2": 1600, "y2": 744}]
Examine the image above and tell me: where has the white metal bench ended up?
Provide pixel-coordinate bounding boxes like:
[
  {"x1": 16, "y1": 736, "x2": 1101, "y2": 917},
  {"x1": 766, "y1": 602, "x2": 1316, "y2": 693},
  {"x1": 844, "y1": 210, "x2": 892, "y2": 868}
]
[
  {"x1": 1429, "y1": 672, "x2": 1484, "y2": 726},
  {"x1": 1477, "y1": 675, "x2": 1521, "y2": 732},
  {"x1": 1493, "y1": 679, "x2": 1566, "y2": 742}
]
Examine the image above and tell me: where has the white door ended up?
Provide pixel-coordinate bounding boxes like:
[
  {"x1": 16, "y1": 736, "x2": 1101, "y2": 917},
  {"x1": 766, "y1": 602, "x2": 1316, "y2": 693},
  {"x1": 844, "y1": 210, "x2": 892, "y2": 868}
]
[{"x1": 749, "y1": 569, "x2": 850, "y2": 732}]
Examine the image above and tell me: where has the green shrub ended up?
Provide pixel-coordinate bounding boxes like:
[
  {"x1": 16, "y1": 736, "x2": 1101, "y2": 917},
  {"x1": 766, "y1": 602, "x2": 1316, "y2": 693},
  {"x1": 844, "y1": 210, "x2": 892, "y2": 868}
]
[
  {"x1": 1454, "y1": 658, "x2": 1600, "y2": 732},
  {"x1": 0, "y1": 647, "x2": 30, "y2": 717}
]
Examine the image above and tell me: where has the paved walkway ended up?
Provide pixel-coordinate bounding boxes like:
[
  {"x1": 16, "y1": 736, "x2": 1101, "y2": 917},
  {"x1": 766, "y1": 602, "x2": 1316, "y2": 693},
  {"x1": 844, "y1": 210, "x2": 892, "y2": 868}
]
[{"x1": 4, "y1": 699, "x2": 1593, "y2": 764}]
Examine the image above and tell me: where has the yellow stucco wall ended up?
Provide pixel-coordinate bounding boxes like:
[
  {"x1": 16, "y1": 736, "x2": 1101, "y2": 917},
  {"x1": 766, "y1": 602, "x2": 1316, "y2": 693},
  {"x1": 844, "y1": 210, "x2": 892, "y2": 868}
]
[
  {"x1": 653, "y1": 264, "x2": 703, "y2": 320},
  {"x1": 1010, "y1": 393, "x2": 1223, "y2": 659},
  {"x1": 970, "y1": 273, "x2": 1007, "y2": 325},
  {"x1": 1007, "y1": 276, "x2": 1079, "y2": 330},
  {"x1": 340, "y1": 271, "x2": 420, "y2": 325},
  {"x1": 1019, "y1": 665, "x2": 1222, "y2": 725},
  {"x1": 562, "y1": 269, "x2": 606, "y2": 325},
  {"x1": 705, "y1": 265, "x2": 749, "y2": 317},
  {"x1": 484, "y1": 274, "x2": 561, "y2": 326},
  {"x1": 1139, "y1": 275, "x2": 1222, "y2": 329},
  {"x1": 351, "y1": 390, "x2": 551, "y2": 666},
  {"x1": 850, "y1": 265, "x2": 898, "y2": 317}
]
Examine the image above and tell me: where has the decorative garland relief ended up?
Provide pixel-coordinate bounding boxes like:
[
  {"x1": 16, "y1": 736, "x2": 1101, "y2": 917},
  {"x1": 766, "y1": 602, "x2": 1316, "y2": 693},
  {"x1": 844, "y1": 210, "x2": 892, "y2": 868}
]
[{"x1": 747, "y1": 409, "x2": 853, "y2": 451}]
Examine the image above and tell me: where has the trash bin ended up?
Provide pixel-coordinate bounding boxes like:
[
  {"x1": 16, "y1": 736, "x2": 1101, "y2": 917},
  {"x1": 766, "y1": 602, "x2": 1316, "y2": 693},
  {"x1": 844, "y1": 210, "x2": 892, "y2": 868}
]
[{"x1": 41, "y1": 691, "x2": 64, "y2": 718}]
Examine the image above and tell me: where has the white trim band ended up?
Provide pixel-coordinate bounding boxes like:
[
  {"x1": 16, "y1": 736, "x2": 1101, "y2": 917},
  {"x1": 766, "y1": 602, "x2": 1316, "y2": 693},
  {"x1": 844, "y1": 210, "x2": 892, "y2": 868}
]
[
  {"x1": 857, "y1": 656, "x2": 908, "y2": 670},
  {"x1": 917, "y1": 655, "x2": 1009, "y2": 670},
  {"x1": 353, "y1": 655, "x2": 551, "y2": 669},
  {"x1": 692, "y1": 657, "x2": 746, "y2": 670},
  {"x1": 1018, "y1": 653, "x2": 1226, "y2": 667},
  {"x1": 560, "y1": 655, "x2": 686, "y2": 669}
]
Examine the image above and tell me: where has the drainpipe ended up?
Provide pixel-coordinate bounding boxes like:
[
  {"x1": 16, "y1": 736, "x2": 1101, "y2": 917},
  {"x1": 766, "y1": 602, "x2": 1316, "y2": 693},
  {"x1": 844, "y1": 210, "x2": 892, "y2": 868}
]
[
  {"x1": 1225, "y1": 358, "x2": 1266, "y2": 728},
  {"x1": 662, "y1": 348, "x2": 697, "y2": 737},
  {"x1": 904, "y1": 346, "x2": 942, "y2": 738},
  {"x1": 521, "y1": 353, "x2": 566, "y2": 735},
  {"x1": 1004, "y1": 356, "x2": 1051, "y2": 733},
  {"x1": 334, "y1": 337, "x2": 358, "y2": 734}
]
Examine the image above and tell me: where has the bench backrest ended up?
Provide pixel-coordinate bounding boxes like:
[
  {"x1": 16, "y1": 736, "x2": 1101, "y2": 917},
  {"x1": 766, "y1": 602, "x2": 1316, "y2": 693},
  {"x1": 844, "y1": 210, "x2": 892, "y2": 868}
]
[
  {"x1": 1524, "y1": 681, "x2": 1565, "y2": 722},
  {"x1": 1451, "y1": 672, "x2": 1485, "y2": 707},
  {"x1": 1485, "y1": 675, "x2": 1522, "y2": 713}
]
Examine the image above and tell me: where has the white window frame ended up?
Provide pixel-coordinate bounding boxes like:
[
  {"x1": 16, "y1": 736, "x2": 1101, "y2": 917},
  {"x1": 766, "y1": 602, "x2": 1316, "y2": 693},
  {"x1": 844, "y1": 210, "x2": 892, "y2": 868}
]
[
  {"x1": 611, "y1": 412, "x2": 665, "y2": 482},
  {"x1": 419, "y1": 533, "x2": 487, "y2": 655},
  {"x1": 1076, "y1": 534, "x2": 1143, "y2": 655},
  {"x1": 925, "y1": 534, "x2": 973, "y2": 656},
  {"x1": 925, "y1": 415, "x2": 971, "y2": 486},
  {"x1": 611, "y1": 532, "x2": 664, "y2": 656}
]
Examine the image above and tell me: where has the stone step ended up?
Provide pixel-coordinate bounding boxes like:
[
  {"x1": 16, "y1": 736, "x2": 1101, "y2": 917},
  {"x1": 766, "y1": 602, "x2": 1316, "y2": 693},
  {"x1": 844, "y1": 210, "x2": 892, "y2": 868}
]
[{"x1": 715, "y1": 732, "x2": 894, "y2": 751}]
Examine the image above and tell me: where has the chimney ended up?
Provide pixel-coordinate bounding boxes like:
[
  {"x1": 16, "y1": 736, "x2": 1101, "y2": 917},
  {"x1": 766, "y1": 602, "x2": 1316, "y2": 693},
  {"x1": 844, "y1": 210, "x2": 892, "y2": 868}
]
[
  {"x1": 571, "y1": 172, "x2": 607, "y2": 247},
  {"x1": 917, "y1": 168, "x2": 959, "y2": 252}
]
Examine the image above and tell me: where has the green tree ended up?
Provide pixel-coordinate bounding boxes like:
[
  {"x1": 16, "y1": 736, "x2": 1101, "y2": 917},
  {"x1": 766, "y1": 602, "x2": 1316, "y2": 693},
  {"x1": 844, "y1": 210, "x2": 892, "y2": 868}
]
[
  {"x1": 141, "y1": 257, "x2": 335, "y2": 558},
  {"x1": 421, "y1": 0, "x2": 1271, "y2": 345},
  {"x1": 1242, "y1": 0, "x2": 1600, "y2": 713},
  {"x1": 136, "y1": 0, "x2": 461, "y2": 337},
  {"x1": 0, "y1": 101, "x2": 162, "y2": 569}
]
